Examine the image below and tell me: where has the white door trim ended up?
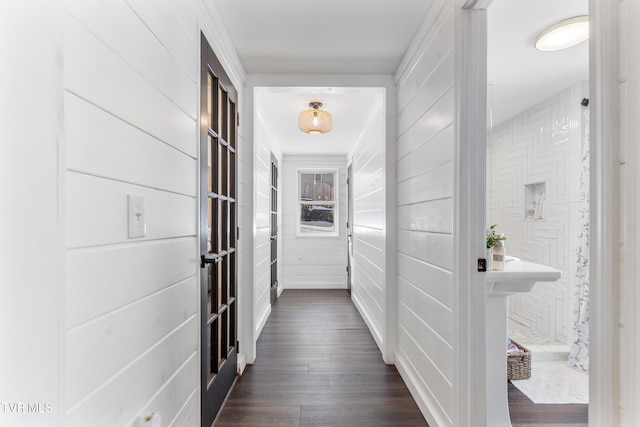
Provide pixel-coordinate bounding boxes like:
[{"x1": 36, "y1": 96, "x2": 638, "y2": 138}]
[
  {"x1": 588, "y1": 0, "x2": 618, "y2": 424},
  {"x1": 455, "y1": 3, "x2": 489, "y2": 426}
]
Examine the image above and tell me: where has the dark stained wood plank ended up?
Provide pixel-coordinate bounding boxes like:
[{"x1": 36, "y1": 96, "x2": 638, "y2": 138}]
[
  {"x1": 508, "y1": 381, "x2": 588, "y2": 426},
  {"x1": 215, "y1": 290, "x2": 587, "y2": 426},
  {"x1": 214, "y1": 290, "x2": 428, "y2": 426}
]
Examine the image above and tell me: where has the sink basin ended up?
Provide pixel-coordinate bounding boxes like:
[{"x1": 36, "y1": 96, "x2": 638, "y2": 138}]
[{"x1": 486, "y1": 260, "x2": 561, "y2": 295}]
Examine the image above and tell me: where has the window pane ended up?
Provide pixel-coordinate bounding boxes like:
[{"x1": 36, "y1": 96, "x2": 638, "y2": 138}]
[
  {"x1": 300, "y1": 203, "x2": 335, "y2": 233},
  {"x1": 300, "y1": 173, "x2": 334, "y2": 202}
]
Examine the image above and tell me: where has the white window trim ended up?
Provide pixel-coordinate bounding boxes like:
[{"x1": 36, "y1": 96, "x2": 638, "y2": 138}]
[{"x1": 296, "y1": 169, "x2": 339, "y2": 237}]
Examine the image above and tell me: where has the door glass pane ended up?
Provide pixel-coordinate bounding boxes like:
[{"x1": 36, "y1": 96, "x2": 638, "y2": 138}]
[
  {"x1": 229, "y1": 101, "x2": 236, "y2": 149},
  {"x1": 207, "y1": 266, "x2": 213, "y2": 317},
  {"x1": 209, "y1": 323, "x2": 216, "y2": 377},
  {"x1": 217, "y1": 258, "x2": 223, "y2": 310},
  {"x1": 208, "y1": 198, "x2": 216, "y2": 254},
  {"x1": 221, "y1": 200, "x2": 228, "y2": 251},
  {"x1": 207, "y1": 73, "x2": 213, "y2": 129},
  {"x1": 229, "y1": 203, "x2": 236, "y2": 249},
  {"x1": 218, "y1": 143, "x2": 225, "y2": 196},
  {"x1": 229, "y1": 151, "x2": 236, "y2": 198},
  {"x1": 217, "y1": 85, "x2": 224, "y2": 137},
  {"x1": 221, "y1": 92, "x2": 229, "y2": 143},
  {"x1": 228, "y1": 252, "x2": 235, "y2": 299},
  {"x1": 220, "y1": 145, "x2": 228, "y2": 197},
  {"x1": 217, "y1": 317, "x2": 223, "y2": 368},
  {"x1": 217, "y1": 200, "x2": 223, "y2": 251},
  {"x1": 208, "y1": 137, "x2": 217, "y2": 194}
]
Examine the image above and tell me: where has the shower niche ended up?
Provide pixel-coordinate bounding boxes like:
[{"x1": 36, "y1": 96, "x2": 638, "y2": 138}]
[{"x1": 525, "y1": 182, "x2": 546, "y2": 221}]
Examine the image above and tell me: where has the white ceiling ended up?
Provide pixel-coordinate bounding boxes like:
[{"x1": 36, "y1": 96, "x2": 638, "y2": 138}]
[
  {"x1": 214, "y1": 0, "x2": 433, "y2": 74},
  {"x1": 488, "y1": 0, "x2": 589, "y2": 126},
  {"x1": 212, "y1": 0, "x2": 589, "y2": 155}
]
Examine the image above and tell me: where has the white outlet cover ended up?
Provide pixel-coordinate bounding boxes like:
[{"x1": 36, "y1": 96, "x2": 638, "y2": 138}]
[{"x1": 128, "y1": 195, "x2": 146, "y2": 238}]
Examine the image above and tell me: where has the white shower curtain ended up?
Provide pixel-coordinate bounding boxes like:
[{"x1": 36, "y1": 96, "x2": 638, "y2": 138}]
[{"x1": 569, "y1": 107, "x2": 590, "y2": 372}]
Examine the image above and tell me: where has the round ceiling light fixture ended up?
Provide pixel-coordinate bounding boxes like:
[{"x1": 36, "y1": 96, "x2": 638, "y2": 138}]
[
  {"x1": 534, "y1": 15, "x2": 589, "y2": 52},
  {"x1": 298, "y1": 101, "x2": 332, "y2": 135}
]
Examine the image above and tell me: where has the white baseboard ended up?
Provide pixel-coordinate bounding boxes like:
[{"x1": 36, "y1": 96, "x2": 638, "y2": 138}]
[
  {"x1": 255, "y1": 304, "x2": 271, "y2": 339},
  {"x1": 395, "y1": 349, "x2": 452, "y2": 427},
  {"x1": 351, "y1": 292, "x2": 384, "y2": 354},
  {"x1": 237, "y1": 352, "x2": 246, "y2": 375},
  {"x1": 284, "y1": 282, "x2": 347, "y2": 289}
]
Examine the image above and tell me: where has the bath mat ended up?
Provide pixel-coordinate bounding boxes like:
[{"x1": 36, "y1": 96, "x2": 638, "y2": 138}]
[{"x1": 510, "y1": 360, "x2": 588, "y2": 404}]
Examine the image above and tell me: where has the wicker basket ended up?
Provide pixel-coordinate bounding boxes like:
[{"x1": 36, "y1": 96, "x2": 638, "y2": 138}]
[{"x1": 507, "y1": 340, "x2": 531, "y2": 380}]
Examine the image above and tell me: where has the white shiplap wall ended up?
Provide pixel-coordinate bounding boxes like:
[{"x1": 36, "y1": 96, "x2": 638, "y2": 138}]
[
  {"x1": 63, "y1": 0, "x2": 244, "y2": 426},
  {"x1": 281, "y1": 156, "x2": 347, "y2": 289},
  {"x1": 253, "y1": 109, "x2": 283, "y2": 337},
  {"x1": 394, "y1": 1, "x2": 456, "y2": 426},
  {"x1": 349, "y1": 96, "x2": 387, "y2": 350}
]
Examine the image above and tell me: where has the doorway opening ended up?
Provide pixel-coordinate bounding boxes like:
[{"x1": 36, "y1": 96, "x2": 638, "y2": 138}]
[{"x1": 486, "y1": 0, "x2": 589, "y2": 419}]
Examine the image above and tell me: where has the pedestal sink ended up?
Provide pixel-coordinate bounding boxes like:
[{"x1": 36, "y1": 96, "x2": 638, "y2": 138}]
[{"x1": 485, "y1": 259, "x2": 561, "y2": 427}]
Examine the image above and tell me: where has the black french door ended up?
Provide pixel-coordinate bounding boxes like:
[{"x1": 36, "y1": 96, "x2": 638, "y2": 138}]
[
  {"x1": 270, "y1": 154, "x2": 279, "y2": 304},
  {"x1": 200, "y1": 33, "x2": 238, "y2": 427}
]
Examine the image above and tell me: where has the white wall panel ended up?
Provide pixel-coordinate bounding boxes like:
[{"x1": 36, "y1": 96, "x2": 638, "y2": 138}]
[
  {"x1": 349, "y1": 96, "x2": 389, "y2": 355},
  {"x1": 397, "y1": 51, "x2": 454, "y2": 137},
  {"x1": 397, "y1": 230, "x2": 453, "y2": 271},
  {"x1": 125, "y1": 0, "x2": 199, "y2": 80},
  {"x1": 66, "y1": 316, "x2": 197, "y2": 427},
  {"x1": 397, "y1": 253, "x2": 453, "y2": 309},
  {"x1": 66, "y1": 238, "x2": 196, "y2": 328},
  {"x1": 64, "y1": 14, "x2": 197, "y2": 157},
  {"x1": 397, "y1": 89, "x2": 454, "y2": 160},
  {"x1": 66, "y1": 172, "x2": 196, "y2": 248},
  {"x1": 65, "y1": 0, "x2": 197, "y2": 118},
  {"x1": 397, "y1": 199, "x2": 453, "y2": 234},
  {"x1": 66, "y1": 277, "x2": 197, "y2": 407},
  {"x1": 394, "y1": 3, "x2": 455, "y2": 425},
  {"x1": 397, "y1": 1, "x2": 453, "y2": 112},
  {"x1": 253, "y1": 130, "x2": 273, "y2": 337},
  {"x1": 66, "y1": 93, "x2": 197, "y2": 197}
]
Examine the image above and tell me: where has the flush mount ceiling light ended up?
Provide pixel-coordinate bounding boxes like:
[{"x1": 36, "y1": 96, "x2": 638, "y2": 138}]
[
  {"x1": 298, "y1": 101, "x2": 332, "y2": 135},
  {"x1": 534, "y1": 16, "x2": 589, "y2": 52}
]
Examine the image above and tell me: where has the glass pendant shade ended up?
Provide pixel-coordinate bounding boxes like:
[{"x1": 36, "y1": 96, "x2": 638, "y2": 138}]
[{"x1": 298, "y1": 102, "x2": 332, "y2": 134}]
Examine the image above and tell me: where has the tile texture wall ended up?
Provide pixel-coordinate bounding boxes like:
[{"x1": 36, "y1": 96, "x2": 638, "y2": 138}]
[{"x1": 488, "y1": 82, "x2": 588, "y2": 344}]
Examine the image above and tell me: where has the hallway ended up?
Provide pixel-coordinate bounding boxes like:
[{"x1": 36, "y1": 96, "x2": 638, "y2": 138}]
[{"x1": 214, "y1": 290, "x2": 428, "y2": 426}]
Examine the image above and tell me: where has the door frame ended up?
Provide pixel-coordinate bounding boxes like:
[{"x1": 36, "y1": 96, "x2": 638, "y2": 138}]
[
  {"x1": 588, "y1": 0, "x2": 617, "y2": 424},
  {"x1": 461, "y1": 0, "x2": 618, "y2": 425}
]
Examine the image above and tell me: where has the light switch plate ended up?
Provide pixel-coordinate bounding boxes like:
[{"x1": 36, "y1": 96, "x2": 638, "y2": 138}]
[{"x1": 128, "y1": 195, "x2": 146, "y2": 238}]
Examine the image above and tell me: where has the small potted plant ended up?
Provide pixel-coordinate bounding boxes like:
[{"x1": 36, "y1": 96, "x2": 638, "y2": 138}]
[{"x1": 486, "y1": 225, "x2": 506, "y2": 271}]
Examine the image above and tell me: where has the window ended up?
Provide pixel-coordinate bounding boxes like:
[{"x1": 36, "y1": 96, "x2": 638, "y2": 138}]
[{"x1": 298, "y1": 171, "x2": 337, "y2": 235}]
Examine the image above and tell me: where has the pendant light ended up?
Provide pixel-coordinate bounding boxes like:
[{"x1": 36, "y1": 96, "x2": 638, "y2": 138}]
[{"x1": 298, "y1": 102, "x2": 332, "y2": 135}]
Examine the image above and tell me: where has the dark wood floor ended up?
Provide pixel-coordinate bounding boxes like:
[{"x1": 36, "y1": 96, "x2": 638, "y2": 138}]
[
  {"x1": 214, "y1": 289, "x2": 588, "y2": 426},
  {"x1": 509, "y1": 382, "x2": 588, "y2": 426},
  {"x1": 214, "y1": 289, "x2": 428, "y2": 427}
]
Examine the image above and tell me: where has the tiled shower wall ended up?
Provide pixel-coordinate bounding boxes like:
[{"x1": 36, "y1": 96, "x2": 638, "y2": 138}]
[{"x1": 487, "y1": 82, "x2": 588, "y2": 344}]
